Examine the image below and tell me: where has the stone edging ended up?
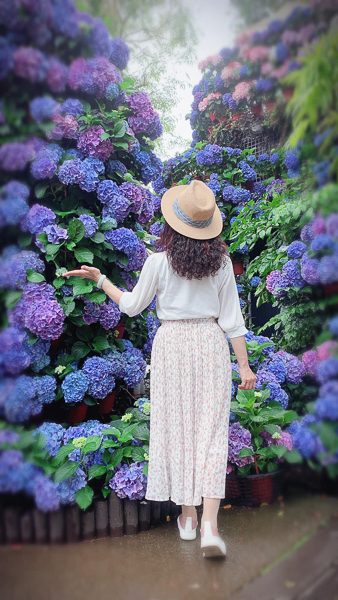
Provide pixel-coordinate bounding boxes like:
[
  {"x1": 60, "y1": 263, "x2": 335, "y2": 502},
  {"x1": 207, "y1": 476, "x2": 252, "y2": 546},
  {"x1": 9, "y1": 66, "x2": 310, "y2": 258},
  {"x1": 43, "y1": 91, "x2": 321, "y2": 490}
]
[{"x1": 0, "y1": 494, "x2": 181, "y2": 545}]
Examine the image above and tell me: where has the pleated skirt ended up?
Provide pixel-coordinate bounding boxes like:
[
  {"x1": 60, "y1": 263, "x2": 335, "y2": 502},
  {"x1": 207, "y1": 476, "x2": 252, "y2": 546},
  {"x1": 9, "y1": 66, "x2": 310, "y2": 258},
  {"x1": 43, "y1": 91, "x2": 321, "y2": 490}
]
[{"x1": 145, "y1": 317, "x2": 232, "y2": 506}]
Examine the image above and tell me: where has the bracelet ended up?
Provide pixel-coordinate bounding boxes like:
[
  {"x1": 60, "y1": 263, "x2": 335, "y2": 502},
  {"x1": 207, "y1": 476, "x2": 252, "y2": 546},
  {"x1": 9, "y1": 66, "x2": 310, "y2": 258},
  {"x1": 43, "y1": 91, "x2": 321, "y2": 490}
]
[{"x1": 97, "y1": 274, "x2": 107, "y2": 289}]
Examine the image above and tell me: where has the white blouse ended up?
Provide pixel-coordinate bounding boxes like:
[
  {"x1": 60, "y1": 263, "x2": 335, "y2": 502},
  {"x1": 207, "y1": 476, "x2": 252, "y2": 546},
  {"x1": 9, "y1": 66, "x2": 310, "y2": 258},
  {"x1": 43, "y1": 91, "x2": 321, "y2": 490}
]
[{"x1": 119, "y1": 251, "x2": 248, "y2": 339}]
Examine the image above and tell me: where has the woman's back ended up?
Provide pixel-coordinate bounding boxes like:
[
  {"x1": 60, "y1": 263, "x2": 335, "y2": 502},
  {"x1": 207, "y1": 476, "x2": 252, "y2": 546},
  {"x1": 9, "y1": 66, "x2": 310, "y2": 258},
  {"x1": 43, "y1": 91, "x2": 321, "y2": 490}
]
[{"x1": 119, "y1": 250, "x2": 248, "y2": 339}]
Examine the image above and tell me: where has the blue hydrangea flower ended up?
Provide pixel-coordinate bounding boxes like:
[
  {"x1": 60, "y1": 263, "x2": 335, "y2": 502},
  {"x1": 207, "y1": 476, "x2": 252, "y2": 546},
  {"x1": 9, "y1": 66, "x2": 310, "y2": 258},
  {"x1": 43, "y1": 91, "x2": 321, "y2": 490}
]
[
  {"x1": 33, "y1": 474, "x2": 60, "y2": 511},
  {"x1": 287, "y1": 241, "x2": 307, "y2": 258},
  {"x1": 34, "y1": 422, "x2": 65, "y2": 457},
  {"x1": 249, "y1": 276, "x2": 260, "y2": 287},
  {"x1": 329, "y1": 316, "x2": 338, "y2": 336},
  {"x1": 82, "y1": 357, "x2": 115, "y2": 399},
  {"x1": 311, "y1": 234, "x2": 334, "y2": 253},
  {"x1": 109, "y1": 461, "x2": 147, "y2": 500},
  {"x1": 60, "y1": 99, "x2": 84, "y2": 116},
  {"x1": 61, "y1": 371, "x2": 89, "y2": 404},
  {"x1": 30, "y1": 97, "x2": 58, "y2": 122},
  {"x1": 314, "y1": 396, "x2": 338, "y2": 421},
  {"x1": 238, "y1": 161, "x2": 256, "y2": 181},
  {"x1": 56, "y1": 465, "x2": 87, "y2": 505}
]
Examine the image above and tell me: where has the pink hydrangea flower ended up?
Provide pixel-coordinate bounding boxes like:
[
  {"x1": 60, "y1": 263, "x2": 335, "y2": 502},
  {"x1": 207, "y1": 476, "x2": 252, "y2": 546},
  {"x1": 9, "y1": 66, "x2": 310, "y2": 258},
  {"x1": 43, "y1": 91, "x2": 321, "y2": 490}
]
[
  {"x1": 277, "y1": 431, "x2": 293, "y2": 451},
  {"x1": 221, "y1": 61, "x2": 242, "y2": 83},
  {"x1": 261, "y1": 62, "x2": 273, "y2": 75},
  {"x1": 232, "y1": 81, "x2": 252, "y2": 101},
  {"x1": 243, "y1": 46, "x2": 270, "y2": 63},
  {"x1": 198, "y1": 53, "x2": 223, "y2": 70},
  {"x1": 47, "y1": 113, "x2": 79, "y2": 141},
  {"x1": 234, "y1": 32, "x2": 251, "y2": 47},
  {"x1": 317, "y1": 341, "x2": 338, "y2": 362},
  {"x1": 198, "y1": 92, "x2": 222, "y2": 112},
  {"x1": 302, "y1": 350, "x2": 319, "y2": 379},
  {"x1": 312, "y1": 215, "x2": 327, "y2": 235},
  {"x1": 270, "y1": 60, "x2": 291, "y2": 79}
]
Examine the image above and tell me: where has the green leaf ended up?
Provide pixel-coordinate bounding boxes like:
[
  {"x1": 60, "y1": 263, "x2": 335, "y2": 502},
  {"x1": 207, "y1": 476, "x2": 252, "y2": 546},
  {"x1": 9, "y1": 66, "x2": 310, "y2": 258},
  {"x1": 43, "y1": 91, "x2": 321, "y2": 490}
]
[
  {"x1": 142, "y1": 463, "x2": 148, "y2": 476},
  {"x1": 113, "y1": 121, "x2": 126, "y2": 138},
  {"x1": 76, "y1": 326, "x2": 93, "y2": 342},
  {"x1": 113, "y1": 141, "x2": 129, "y2": 150},
  {"x1": 101, "y1": 486, "x2": 111, "y2": 498},
  {"x1": 35, "y1": 182, "x2": 49, "y2": 199},
  {"x1": 87, "y1": 291, "x2": 106, "y2": 304},
  {"x1": 68, "y1": 219, "x2": 85, "y2": 243},
  {"x1": 18, "y1": 233, "x2": 32, "y2": 248},
  {"x1": 107, "y1": 448, "x2": 124, "y2": 468},
  {"x1": 91, "y1": 231, "x2": 105, "y2": 244},
  {"x1": 88, "y1": 464, "x2": 107, "y2": 480},
  {"x1": 72, "y1": 279, "x2": 93, "y2": 296},
  {"x1": 238, "y1": 447, "x2": 254, "y2": 457},
  {"x1": 71, "y1": 341, "x2": 91, "y2": 360},
  {"x1": 83, "y1": 396, "x2": 97, "y2": 406},
  {"x1": 54, "y1": 461, "x2": 80, "y2": 483},
  {"x1": 131, "y1": 446, "x2": 145, "y2": 462},
  {"x1": 262, "y1": 424, "x2": 281, "y2": 435},
  {"x1": 82, "y1": 435, "x2": 102, "y2": 455},
  {"x1": 101, "y1": 132, "x2": 111, "y2": 141},
  {"x1": 5, "y1": 290, "x2": 23, "y2": 310},
  {"x1": 284, "y1": 448, "x2": 303, "y2": 463},
  {"x1": 123, "y1": 446, "x2": 133, "y2": 457},
  {"x1": 269, "y1": 445, "x2": 287, "y2": 458},
  {"x1": 92, "y1": 336, "x2": 110, "y2": 351},
  {"x1": 101, "y1": 221, "x2": 116, "y2": 231},
  {"x1": 46, "y1": 243, "x2": 61, "y2": 256},
  {"x1": 63, "y1": 301, "x2": 75, "y2": 316},
  {"x1": 133, "y1": 423, "x2": 150, "y2": 442},
  {"x1": 320, "y1": 421, "x2": 338, "y2": 452},
  {"x1": 81, "y1": 100, "x2": 91, "y2": 113},
  {"x1": 76, "y1": 485, "x2": 94, "y2": 510},
  {"x1": 50, "y1": 444, "x2": 75, "y2": 467},
  {"x1": 74, "y1": 247, "x2": 94, "y2": 264},
  {"x1": 267, "y1": 462, "x2": 279, "y2": 472}
]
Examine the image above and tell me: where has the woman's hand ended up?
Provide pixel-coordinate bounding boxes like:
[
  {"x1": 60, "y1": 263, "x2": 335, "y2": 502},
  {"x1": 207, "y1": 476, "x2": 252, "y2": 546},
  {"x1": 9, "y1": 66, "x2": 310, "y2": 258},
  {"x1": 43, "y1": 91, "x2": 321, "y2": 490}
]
[
  {"x1": 238, "y1": 364, "x2": 257, "y2": 390},
  {"x1": 63, "y1": 265, "x2": 102, "y2": 284}
]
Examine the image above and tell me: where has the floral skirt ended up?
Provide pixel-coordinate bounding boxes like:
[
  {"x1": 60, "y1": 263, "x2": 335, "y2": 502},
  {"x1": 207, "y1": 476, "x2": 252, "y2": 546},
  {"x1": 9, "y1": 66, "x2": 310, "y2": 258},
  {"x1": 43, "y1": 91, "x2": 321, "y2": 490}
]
[{"x1": 145, "y1": 317, "x2": 232, "y2": 506}]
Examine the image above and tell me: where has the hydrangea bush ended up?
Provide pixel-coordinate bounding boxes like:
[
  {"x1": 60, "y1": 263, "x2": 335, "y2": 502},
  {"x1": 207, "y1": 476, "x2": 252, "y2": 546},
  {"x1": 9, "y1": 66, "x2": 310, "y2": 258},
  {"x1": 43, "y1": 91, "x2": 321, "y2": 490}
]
[{"x1": 0, "y1": 0, "x2": 164, "y2": 510}]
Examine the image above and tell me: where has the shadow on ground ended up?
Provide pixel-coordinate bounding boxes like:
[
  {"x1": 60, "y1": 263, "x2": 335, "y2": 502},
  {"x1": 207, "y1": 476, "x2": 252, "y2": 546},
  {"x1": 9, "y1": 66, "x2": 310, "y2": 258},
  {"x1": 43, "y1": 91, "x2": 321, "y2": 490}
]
[{"x1": 1, "y1": 487, "x2": 338, "y2": 600}]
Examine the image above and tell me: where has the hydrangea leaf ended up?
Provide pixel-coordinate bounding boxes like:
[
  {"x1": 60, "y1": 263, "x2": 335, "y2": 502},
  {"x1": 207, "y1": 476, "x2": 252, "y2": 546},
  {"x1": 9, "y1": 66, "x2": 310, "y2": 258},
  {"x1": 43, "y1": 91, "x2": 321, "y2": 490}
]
[
  {"x1": 67, "y1": 219, "x2": 85, "y2": 243},
  {"x1": 51, "y1": 444, "x2": 76, "y2": 467},
  {"x1": 88, "y1": 465, "x2": 107, "y2": 481},
  {"x1": 54, "y1": 460, "x2": 80, "y2": 483},
  {"x1": 71, "y1": 341, "x2": 91, "y2": 360},
  {"x1": 72, "y1": 279, "x2": 93, "y2": 296},
  {"x1": 92, "y1": 336, "x2": 110, "y2": 351},
  {"x1": 76, "y1": 485, "x2": 94, "y2": 510},
  {"x1": 131, "y1": 446, "x2": 145, "y2": 462},
  {"x1": 87, "y1": 292, "x2": 106, "y2": 304},
  {"x1": 74, "y1": 247, "x2": 94, "y2": 264},
  {"x1": 283, "y1": 448, "x2": 303, "y2": 463}
]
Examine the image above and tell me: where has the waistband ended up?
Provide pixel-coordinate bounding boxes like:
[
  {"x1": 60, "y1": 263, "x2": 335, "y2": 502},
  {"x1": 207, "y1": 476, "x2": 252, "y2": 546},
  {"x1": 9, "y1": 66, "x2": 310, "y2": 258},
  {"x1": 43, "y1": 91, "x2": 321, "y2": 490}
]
[{"x1": 161, "y1": 316, "x2": 217, "y2": 325}]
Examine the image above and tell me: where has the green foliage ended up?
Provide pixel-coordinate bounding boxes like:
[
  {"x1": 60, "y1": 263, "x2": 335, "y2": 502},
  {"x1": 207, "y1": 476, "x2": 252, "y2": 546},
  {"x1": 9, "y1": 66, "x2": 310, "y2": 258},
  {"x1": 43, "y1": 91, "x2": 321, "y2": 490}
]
[
  {"x1": 230, "y1": 388, "x2": 300, "y2": 474},
  {"x1": 284, "y1": 29, "x2": 338, "y2": 157}
]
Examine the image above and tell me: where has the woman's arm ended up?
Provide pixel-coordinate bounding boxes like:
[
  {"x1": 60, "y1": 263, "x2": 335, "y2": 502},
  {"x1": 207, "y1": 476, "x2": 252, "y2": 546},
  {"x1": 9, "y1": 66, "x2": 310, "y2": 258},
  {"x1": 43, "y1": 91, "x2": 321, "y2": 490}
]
[
  {"x1": 63, "y1": 265, "x2": 124, "y2": 305},
  {"x1": 229, "y1": 335, "x2": 256, "y2": 390}
]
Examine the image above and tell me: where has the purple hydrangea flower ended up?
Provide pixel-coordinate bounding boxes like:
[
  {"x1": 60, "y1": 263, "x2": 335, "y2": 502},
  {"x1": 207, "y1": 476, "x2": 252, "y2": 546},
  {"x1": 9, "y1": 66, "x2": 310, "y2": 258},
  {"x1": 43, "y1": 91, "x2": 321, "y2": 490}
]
[
  {"x1": 44, "y1": 224, "x2": 68, "y2": 244},
  {"x1": 77, "y1": 125, "x2": 113, "y2": 161},
  {"x1": 110, "y1": 37, "x2": 130, "y2": 70},
  {"x1": 287, "y1": 241, "x2": 307, "y2": 258},
  {"x1": 0, "y1": 142, "x2": 33, "y2": 171},
  {"x1": 25, "y1": 299, "x2": 65, "y2": 340},
  {"x1": 33, "y1": 474, "x2": 60, "y2": 512},
  {"x1": 13, "y1": 47, "x2": 49, "y2": 83},
  {"x1": 78, "y1": 215, "x2": 98, "y2": 238},
  {"x1": 109, "y1": 461, "x2": 147, "y2": 500},
  {"x1": 46, "y1": 58, "x2": 69, "y2": 93},
  {"x1": 99, "y1": 301, "x2": 121, "y2": 330},
  {"x1": 30, "y1": 97, "x2": 58, "y2": 122},
  {"x1": 227, "y1": 423, "x2": 254, "y2": 468},
  {"x1": 60, "y1": 99, "x2": 84, "y2": 116},
  {"x1": 21, "y1": 204, "x2": 55, "y2": 234},
  {"x1": 82, "y1": 300, "x2": 101, "y2": 325}
]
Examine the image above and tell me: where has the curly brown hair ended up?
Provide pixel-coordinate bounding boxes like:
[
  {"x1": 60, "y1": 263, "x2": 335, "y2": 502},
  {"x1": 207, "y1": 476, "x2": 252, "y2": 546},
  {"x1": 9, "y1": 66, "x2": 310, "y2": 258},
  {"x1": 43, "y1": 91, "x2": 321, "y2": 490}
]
[{"x1": 155, "y1": 221, "x2": 230, "y2": 280}]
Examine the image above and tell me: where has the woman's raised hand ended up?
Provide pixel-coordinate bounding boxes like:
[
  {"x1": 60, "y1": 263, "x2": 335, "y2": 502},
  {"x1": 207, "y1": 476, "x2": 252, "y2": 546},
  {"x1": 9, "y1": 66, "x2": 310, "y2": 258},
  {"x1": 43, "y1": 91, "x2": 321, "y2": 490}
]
[{"x1": 63, "y1": 265, "x2": 101, "y2": 284}]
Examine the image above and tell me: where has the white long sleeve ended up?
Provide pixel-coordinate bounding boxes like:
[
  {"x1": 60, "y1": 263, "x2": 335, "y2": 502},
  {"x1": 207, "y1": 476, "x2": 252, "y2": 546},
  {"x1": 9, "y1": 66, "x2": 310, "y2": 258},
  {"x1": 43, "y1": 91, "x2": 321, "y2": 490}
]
[
  {"x1": 217, "y1": 259, "x2": 248, "y2": 339},
  {"x1": 119, "y1": 254, "x2": 159, "y2": 317}
]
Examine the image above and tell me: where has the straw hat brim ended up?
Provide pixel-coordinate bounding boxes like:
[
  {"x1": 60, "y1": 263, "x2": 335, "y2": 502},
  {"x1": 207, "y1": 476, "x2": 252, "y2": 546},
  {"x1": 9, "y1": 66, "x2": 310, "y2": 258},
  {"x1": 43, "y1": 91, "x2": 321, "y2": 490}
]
[{"x1": 161, "y1": 185, "x2": 223, "y2": 240}]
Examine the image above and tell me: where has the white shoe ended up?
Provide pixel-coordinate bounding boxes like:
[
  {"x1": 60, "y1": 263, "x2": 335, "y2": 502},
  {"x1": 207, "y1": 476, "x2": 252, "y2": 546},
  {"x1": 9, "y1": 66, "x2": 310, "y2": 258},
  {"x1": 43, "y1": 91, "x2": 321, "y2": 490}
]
[
  {"x1": 177, "y1": 515, "x2": 197, "y2": 540},
  {"x1": 200, "y1": 521, "x2": 226, "y2": 558}
]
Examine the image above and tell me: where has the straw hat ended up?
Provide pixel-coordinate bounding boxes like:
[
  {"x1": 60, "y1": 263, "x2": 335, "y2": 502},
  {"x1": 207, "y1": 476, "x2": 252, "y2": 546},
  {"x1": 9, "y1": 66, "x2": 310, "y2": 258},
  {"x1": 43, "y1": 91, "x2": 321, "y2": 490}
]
[{"x1": 161, "y1": 179, "x2": 223, "y2": 240}]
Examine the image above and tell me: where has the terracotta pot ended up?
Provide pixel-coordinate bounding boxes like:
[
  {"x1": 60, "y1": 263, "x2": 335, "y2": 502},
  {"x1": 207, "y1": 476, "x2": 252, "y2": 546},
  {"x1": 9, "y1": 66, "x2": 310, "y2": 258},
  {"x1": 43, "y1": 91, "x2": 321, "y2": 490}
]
[
  {"x1": 50, "y1": 333, "x2": 65, "y2": 352},
  {"x1": 172, "y1": 183, "x2": 178, "y2": 187},
  {"x1": 251, "y1": 104, "x2": 262, "y2": 115},
  {"x1": 282, "y1": 88, "x2": 293, "y2": 101},
  {"x1": 322, "y1": 283, "x2": 338, "y2": 296},
  {"x1": 67, "y1": 402, "x2": 88, "y2": 424},
  {"x1": 265, "y1": 100, "x2": 276, "y2": 112},
  {"x1": 232, "y1": 113, "x2": 242, "y2": 121},
  {"x1": 209, "y1": 111, "x2": 217, "y2": 122},
  {"x1": 195, "y1": 176, "x2": 203, "y2": 181},
  {"x1": 113, "y1": 322, "x2": 126, "y2": 339},
  {"x1": 219, "y1": 116, "x2": 229, "y2": 123},
  {"x1": 232, "y1": 261, "x2": 244, "y2": 275},
  {"x1": 98, "y1": 392, "x2": 116, "y2": 414}
]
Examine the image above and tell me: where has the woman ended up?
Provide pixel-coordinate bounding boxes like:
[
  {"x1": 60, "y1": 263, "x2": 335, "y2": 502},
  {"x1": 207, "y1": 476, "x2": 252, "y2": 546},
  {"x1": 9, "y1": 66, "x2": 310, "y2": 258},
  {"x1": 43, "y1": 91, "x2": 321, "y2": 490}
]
[{"x1": 64, "y1": 180, "x2": 256, "y2": 558}]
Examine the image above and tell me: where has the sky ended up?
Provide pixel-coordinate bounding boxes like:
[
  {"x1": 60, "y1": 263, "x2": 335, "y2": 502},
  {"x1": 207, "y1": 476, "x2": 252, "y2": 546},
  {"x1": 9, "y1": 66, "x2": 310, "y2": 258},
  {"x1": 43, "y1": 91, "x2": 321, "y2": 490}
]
[{"x1": 162, "y1": 0, "x2": 240, "y2": 158}]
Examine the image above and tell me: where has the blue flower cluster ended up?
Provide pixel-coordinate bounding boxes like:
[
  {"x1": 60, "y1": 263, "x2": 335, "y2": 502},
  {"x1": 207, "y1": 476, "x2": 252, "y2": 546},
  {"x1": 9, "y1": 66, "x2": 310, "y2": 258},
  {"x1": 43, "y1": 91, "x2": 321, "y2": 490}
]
[
  {"x1": 82, "y1": 357, "x2": 115, "y2": 399},
  {"x1": 61, "y1": 371, "x2": 89, "y2": 404},
  {"x1": 109, "y1": 461, "x2": 147, "y2": 500},
  {"x1": 196, "y1": 144, "x2": 223, "y2": 166}
]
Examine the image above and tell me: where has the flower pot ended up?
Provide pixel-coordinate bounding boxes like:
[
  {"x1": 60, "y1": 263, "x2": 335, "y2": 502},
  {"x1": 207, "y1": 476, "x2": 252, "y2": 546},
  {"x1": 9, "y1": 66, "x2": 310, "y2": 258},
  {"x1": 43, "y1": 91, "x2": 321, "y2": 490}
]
[
  {"x1": 98, "y1": 392, "x2": 116, "y2": 414},
  {"x1": 113, "y1": 322, "x2": 126, "y2": 339},
  {"x1": 195, "y1": 176, "x2": 203, "y2": 181},
  {"x1": 251, "y1": 104, "x2": 262, "y2": 115},
  {"x1": 232, "y1": 113, "x2": 242, "y2": 121},
  {"x1": 209, "y1": 111, "x2": 217, "y2": 122},
  {"x1": 282, "y1": 88, "x2": 293, "y2": 102},
  {"x1": 225, "y1": 468, "x2": 285, "y2": 507},
  {"x1": 67, "y1": 402, "x2": 88, "y2": 424},
  {"x1": 322, "y1": 283, "x2": 338, "y2": 296},
  {"x1": 232, "y1": 261, "x2": 244, "y2": 275},
  {"x1": 219, "y1": 116, "x2": 229, "y2": 124},
  {"x1": 265, "y1": 100, "x2": 276, "y2": 112}
]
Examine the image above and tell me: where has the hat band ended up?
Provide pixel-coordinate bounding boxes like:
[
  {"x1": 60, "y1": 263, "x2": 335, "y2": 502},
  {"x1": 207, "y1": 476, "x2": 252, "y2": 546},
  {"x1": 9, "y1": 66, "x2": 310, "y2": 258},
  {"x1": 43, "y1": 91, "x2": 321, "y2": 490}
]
[{"x1": 172, "y1": 197, "x2": 213, "y2": 229}]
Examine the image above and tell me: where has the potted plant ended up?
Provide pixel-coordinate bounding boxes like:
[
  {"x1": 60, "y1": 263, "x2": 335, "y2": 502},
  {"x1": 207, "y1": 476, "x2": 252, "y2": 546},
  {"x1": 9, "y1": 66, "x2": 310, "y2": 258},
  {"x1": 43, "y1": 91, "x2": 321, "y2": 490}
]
[{"x1": 225, "y1": 388, "x2": 298, "y2": 506}]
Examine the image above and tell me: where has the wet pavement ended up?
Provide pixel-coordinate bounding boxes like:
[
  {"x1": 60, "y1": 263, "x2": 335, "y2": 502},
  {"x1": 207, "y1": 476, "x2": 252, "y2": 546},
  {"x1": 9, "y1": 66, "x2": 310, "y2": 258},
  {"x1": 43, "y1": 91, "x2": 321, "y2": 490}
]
[{"x1": 1, "y1": 487, "x2": 337, "y2": 600}]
